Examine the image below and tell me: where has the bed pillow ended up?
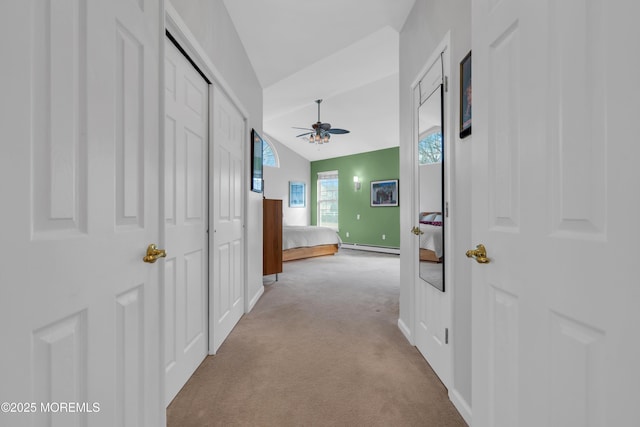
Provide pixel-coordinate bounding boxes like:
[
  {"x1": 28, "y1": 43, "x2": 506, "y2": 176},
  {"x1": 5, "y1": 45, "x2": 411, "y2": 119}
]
[{"x1": 420, "y1": 213, "x2": 437, "y2": 222}]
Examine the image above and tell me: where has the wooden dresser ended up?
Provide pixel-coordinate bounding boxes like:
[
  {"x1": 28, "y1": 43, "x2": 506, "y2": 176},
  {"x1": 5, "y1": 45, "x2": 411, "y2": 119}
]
[{"x1": 263, "y1": 199, "x2": 283, "y2": 276}]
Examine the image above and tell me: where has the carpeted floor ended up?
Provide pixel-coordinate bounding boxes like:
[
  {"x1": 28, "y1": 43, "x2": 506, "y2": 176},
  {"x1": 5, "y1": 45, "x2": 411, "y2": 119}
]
[
  {"x1": 167, "y1": 249, "x2": 467, "y2": 427},
  {"x1": 419, "y1": 261, "x2": 443, "y2": 291}
]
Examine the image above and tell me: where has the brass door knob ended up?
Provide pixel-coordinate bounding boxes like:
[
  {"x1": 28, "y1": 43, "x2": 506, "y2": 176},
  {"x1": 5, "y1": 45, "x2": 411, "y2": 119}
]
[
  {"x1": 466, "y1": 244, "x2": 490, "y2": 264},
  {"x1": 411, "y1": 226, "x2": 424, "y2": 236},
  {"x1": 143, "y1": 244, "x2": 167, "y2": 263}
]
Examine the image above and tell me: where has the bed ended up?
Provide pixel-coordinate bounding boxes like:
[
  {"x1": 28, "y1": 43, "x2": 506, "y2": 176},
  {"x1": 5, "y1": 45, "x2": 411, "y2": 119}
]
[
  {"x1": 419, "y1": 212, "x2": 443, "y2": 263},
  {"x1": 282, "y1": 225, "x2": 342, "y2": 261}
]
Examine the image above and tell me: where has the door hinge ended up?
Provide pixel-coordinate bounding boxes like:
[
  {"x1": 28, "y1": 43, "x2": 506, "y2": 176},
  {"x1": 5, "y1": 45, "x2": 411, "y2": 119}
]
[
  {"x1": 445, "y1": 328, "x2": 449, "y2": 344},
  {"x1": 445, "y1": 202, "x2": 449, "y2": 218},
  {"x1": 444, "y1": 76, "x2": 449, "y2": 92}
]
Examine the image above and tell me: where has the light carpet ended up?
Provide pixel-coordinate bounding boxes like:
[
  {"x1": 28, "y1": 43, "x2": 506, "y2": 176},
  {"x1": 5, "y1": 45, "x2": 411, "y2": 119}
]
[
  {"x1": 167, "y1": 249, "x2": 466, "y2": 426},
  {"x1": 419, "y1": 261, "x2": 443, "y2": 291}
]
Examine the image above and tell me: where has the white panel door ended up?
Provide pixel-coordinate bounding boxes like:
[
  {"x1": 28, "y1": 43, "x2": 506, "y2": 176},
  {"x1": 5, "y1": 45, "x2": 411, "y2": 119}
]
[
  {"x1": 413, "y1": 45, "x2": 451, "y2": 389},
  {"x1": 210, "y1": 86, "x2": 245, "y2": 354},
  {"x1": 0, "y1": 1, "x2": 162, "y2": 426},
  {"x1": 164, "y1": 38, "x2": 209, "y2": 405},
  {"x1": 472, "y1": 1, "x2": 640, "y2": 426}
]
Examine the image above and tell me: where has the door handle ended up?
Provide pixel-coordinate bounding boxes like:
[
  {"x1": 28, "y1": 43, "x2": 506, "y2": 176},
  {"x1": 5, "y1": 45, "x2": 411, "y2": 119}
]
[
  {"x1": 466, "y1": 244, "x2": 490, "y2": 264},
  {"x1": 143, "y1": 244, "x2": 167, "y2": 263},
  {"x1": 411, "y1": 226, "x2": 424, "y2": 236}
]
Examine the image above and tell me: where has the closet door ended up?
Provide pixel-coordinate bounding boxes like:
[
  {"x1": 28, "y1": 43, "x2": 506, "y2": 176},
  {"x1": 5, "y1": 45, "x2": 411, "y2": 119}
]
[
  {"x1": 164, "y1": 37, "x2": 209, "y2": 406},
  {"x1": 210, "y1": 86, "x2": 245, "y2": 354}
]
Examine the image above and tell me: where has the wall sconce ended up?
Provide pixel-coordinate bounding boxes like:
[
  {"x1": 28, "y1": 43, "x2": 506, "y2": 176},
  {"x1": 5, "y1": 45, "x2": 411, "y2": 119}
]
[{"x1": 353, "y1": 176, "x2": 361, "y2": 191}]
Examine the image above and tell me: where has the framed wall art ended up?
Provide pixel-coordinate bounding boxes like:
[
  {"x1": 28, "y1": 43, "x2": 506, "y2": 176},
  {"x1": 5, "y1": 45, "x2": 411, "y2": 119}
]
[
  {"x1": 459, "y1": 51, "x2": 472, "y2": 138},
  {"x1": 370, "y1": 179, "x2": 399, "y2": 207},
  {"x1": 289, "y1": 181, "x2": 305, "y2": 208}
]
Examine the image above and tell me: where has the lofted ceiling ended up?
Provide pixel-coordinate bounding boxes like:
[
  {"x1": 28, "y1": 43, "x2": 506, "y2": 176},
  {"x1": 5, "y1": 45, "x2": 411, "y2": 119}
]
[{"x1": 222, "y1": 0, "x2": 416, "y2": 161}]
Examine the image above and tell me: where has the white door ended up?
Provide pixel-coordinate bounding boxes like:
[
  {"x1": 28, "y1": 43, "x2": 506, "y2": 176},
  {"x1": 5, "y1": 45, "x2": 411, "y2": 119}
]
[
  {"x1": 472, "y1": 1, "x2": 640, "y2": 426},
  {"x1": 210, "y1": 86, "x2": 245, "y2": 354},
  {"x1": 164, "y1": 38, "x2": 209, "y2": 405},
  {"x1": 413, "y1": 44, "x2": 451, "y2": 388},
  {"x1": 0, "y1": 1, "x2": 163, "y2": 426}
]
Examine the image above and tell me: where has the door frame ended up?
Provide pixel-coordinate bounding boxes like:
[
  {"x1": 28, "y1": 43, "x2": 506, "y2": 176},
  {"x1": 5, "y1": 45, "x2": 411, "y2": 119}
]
[
  {"x1": 164, "y1": 1, "x2": 250, "y2": 355},
  {"x1": 409, "y1": 33, "x2": 456, "y2": 388}
]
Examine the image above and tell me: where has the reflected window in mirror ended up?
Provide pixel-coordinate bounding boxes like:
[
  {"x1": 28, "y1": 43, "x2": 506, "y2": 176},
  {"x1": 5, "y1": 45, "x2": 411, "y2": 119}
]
[
  {"x1": 262, "y1": 137, "x2": 279, "y2": 167},
  {"x1": 418, "y1": 128, "x2": 442, "y2": 165}
]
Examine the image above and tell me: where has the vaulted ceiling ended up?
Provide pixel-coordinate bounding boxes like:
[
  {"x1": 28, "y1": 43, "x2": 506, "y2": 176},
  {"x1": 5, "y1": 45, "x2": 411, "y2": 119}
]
[{"x1": 222, "y1": 0, "x2": 416, "y2": 161}]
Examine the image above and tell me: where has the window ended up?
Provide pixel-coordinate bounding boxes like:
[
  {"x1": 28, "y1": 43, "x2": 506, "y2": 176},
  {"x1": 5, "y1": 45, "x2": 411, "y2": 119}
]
[
  {"x1": 418, "y1": 128, "x2": 442, "y2": 165},
  {"x1": 262, "y1": 138, "x2": 279, "y2": 167},
  {"x1": 317, "y1": 171, "x2": 339, "y2": 229}
]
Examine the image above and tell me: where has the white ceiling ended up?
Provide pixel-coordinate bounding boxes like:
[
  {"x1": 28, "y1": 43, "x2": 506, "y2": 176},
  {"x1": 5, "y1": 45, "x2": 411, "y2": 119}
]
[{"x1": 222, "y1": 0, "x2": 416, "y2": 161}]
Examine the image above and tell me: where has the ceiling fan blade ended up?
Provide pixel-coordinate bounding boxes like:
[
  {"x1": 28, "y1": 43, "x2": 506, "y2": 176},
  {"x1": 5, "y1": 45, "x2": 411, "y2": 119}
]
[
  {"x1": 327, "y1": 128, "x2": 350, "y2": 134},
  {"x1": 293, "y1": 100, "x2": 349, "y2": 141}
]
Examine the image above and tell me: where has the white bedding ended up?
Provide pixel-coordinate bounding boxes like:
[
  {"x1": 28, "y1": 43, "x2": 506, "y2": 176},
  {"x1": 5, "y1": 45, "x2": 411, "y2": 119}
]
[
  {"x1": 282, "y1": 226, "x2": 342, "y2": 250},
  {"x1": 419, "y1": 224, "x2": 443, "y2": 258}
]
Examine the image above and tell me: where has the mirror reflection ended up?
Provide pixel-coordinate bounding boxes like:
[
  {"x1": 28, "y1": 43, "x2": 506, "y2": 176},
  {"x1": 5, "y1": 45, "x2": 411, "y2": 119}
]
[{"x1": 417, "y1": 85, "x2": 444, "y2": 291}]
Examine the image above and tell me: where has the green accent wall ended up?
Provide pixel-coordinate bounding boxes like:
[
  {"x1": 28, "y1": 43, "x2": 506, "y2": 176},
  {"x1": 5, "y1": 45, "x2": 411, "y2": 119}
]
[{"x1": 311, "y1": 147, "x2": 400, "y2": 248}]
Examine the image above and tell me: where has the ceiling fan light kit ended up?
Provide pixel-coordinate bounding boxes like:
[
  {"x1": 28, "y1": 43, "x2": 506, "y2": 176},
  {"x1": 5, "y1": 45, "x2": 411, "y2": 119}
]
[
  {"x1": 310, "y1": 133, "x2": 330, "y2": 144},
  {"x1": 295, "y1": 99, "x2": 350, "y2": 146}
]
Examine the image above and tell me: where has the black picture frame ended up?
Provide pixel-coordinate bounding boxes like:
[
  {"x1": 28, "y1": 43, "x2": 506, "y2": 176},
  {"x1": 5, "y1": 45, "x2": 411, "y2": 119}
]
[
  {"x1": 459, "y1": 51, "x2": 472, "y2": 138},
  {"x1": 251, "y1": 129, "x2": 263, "y2": 193},
  {"x1": 370, "y1": 179, "x2": 399, "y2": 207}
]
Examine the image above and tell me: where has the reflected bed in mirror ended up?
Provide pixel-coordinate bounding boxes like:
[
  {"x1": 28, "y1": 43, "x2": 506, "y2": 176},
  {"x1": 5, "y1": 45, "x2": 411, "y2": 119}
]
[
  {"x1": 418, "y1": 84, "x2": 444, "y2": 291},
  {"x1": 418, "y1": 211, "x2": 443, "y2": 290},
  {"x1": 419, "y1": 211, "x2": 443, "y2": 262}
]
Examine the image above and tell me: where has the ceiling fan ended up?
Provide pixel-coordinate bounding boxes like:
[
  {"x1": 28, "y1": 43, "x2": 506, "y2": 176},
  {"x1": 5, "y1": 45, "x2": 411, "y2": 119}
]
[{"x1": 294, "y1": 99, "x2": 350, "y2": 144}]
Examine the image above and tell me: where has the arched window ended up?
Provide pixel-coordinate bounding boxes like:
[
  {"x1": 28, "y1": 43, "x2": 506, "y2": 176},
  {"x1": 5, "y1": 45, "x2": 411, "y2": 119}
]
[
  {"x1": 262, "y1": 137, "x2": 279, "y2": 167},
  {"x1": 418, "y1": 128, "x2": 442, "y2": 165}
]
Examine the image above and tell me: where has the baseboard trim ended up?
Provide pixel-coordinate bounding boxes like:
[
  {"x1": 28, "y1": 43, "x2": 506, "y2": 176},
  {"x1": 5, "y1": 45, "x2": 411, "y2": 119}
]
[
  {"x1": 397, "y1": 318, "x2": 413, "y2": 345},
  {"x1": 247, "y1": 284, "x2": 264, "y2": 313},
  {"x1": 449, "y1": 388, "x2": 472, "y2": 426},
  {"x1": 341, "y1": 243, "x2": 400, "y2": 255}
]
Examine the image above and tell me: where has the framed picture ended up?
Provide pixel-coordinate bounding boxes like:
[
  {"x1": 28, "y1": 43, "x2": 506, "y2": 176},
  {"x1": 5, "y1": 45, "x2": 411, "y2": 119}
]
[
  {"x1": 459, "y1": 51, "x2": 472, "y2": 138},
  {"x1": 370, "y1": 179, "x2": 399, "y2": 207},
  {"x1": 250, "y1": 129, "x2": 263, "y2": 193},
  {"x1": 289, "y1": 181, "x2": 305, "y2": 208}
]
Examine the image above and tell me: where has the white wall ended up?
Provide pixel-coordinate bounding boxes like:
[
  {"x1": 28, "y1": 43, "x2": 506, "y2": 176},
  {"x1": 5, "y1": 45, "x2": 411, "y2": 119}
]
[
  {"x1": 263, "y1": 134, "x2": 311, "y2": 226},
  {"x1": 168, "y1": 0, "x2": 264, "y2": 309},
  {"x1": 399, "y1": 0, "x2": 472, "y2": 417}
]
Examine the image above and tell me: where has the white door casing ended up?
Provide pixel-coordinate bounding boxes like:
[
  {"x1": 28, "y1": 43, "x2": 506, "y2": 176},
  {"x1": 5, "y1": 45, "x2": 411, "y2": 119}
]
[
  {"x1": 210, "y1": 86, "x2": 245, "y2": 354},
  {"x1": 164, "y1": 38, "x2": 209, "y2": 406},
  {"x1": 0, "y1": 1, "x2": 163, "y2": 426},
  {"x1": 412, "y1": 38, "x2": 452, "y2": 389},
  {"x1": 472, "y1": 0, "x2": 640, "y2": 426}
]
